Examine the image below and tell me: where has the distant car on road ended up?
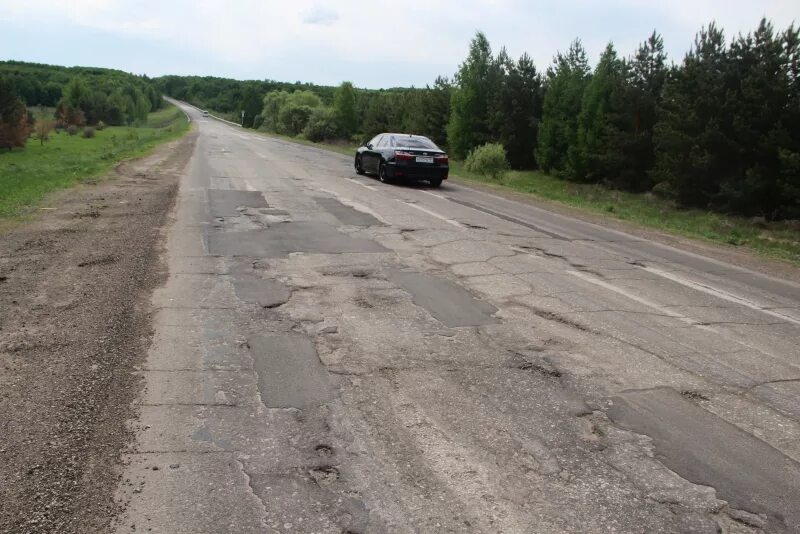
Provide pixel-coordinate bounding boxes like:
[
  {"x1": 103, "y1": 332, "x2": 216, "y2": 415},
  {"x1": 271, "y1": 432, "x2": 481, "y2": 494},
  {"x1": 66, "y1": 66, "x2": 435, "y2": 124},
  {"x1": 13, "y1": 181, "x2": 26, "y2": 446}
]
[
  {"x1": 355, "y1": 133, "x2": 448, "y2": 187},
  {"x1": 202, "y1": 110, "x2": 209, "y2": 117}
]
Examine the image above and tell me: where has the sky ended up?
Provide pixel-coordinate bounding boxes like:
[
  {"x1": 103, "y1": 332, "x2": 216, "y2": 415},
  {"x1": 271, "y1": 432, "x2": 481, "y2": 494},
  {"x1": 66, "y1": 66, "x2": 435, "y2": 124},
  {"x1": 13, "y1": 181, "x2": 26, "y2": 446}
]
[{"x1": 1, "y1": 1, "x2": 798, "y2": 88}]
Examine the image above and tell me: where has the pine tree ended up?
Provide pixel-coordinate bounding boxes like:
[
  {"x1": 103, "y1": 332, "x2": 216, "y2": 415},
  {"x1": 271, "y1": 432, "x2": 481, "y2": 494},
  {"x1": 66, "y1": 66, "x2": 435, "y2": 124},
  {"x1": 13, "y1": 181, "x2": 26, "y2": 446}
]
[
  {"x1": 653, "y1": 20, "x2": 800, "y2": 217},
  {"x1": 490, "y1": 53, "x2": 543, "y2": 169},
  {"x1": 778, "y1": 24, "x2": 800, "y2": 218},
  {"x1": 536, "y1": 39, "x2": 591, "y2": 174},
  {"x1": 0, "y1": 75, "x2": 29, "y2": 150},
  {"x1": 652, "y1": 23, "x2": 734, "y2": 207},
  {"x1": 605, "y1": 31, "x2": 668, "y2": 191},
  {"x1": 718, "y1": 19, "x2": 798, "y2": 217},
  {"x1": 568, "y1": 43, "x2": 625, "y2": 181},
  {"x1": 447, "y1": 32, "x2": 495, "y2": 158}
]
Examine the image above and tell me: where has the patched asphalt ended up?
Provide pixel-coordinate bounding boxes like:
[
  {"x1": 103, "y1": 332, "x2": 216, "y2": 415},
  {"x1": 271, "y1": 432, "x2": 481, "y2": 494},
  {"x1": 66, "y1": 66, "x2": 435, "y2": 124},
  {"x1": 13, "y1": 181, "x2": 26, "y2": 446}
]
[{"x1": 111, "y1": 102, "x2": 800, "y2": 534}]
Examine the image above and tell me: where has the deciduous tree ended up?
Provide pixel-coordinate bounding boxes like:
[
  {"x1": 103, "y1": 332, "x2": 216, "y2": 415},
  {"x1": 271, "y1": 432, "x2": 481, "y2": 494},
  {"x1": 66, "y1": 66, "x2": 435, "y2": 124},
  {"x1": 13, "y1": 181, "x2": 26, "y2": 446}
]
[
  {"x1": 333, "y1": 81, "x2": 358, "y2": 138},
  {"x1": 34, "y1": 108, "x2": 55, "y2": 146}
]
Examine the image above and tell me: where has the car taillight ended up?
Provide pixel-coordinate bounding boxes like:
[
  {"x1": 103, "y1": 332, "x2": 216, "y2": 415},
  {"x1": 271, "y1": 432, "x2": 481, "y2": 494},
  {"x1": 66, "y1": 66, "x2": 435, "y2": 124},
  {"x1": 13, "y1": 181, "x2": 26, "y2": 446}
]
[
  {"x1": 435, "y1": 154, "x2": 449, "y2": 164},
  {"x1": 395, "y1": 151, "x2": 414, "y2": 161}
]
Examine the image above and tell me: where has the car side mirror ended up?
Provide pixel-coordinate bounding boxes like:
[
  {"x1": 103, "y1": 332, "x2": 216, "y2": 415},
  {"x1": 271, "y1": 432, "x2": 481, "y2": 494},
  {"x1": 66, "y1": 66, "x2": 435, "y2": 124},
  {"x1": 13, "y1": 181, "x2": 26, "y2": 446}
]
[{"x1": 365, "y1": 143, "x2": 373, "y2": 150}]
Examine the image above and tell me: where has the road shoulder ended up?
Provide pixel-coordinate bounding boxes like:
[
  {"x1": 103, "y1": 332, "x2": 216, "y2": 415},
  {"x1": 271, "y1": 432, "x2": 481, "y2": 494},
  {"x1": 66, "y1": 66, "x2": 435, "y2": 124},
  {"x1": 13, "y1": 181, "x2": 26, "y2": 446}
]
[{"x1": 0, "y1": 132, "x2": 198, "y2": 533}]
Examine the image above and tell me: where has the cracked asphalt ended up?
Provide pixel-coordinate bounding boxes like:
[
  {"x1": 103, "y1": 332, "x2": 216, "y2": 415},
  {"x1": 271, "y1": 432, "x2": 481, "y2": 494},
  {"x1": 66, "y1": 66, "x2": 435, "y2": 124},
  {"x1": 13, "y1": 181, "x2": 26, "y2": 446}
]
[{"x1": 114, "y1": 102, "x2": 800, "y2": 533}]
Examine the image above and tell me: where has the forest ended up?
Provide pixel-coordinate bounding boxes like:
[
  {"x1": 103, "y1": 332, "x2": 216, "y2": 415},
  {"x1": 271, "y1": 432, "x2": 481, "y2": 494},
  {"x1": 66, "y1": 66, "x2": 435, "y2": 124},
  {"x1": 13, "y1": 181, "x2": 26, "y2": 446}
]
[
  {"x1": 0, "y1": 60, "x2": 165, "y2": 140},
  {"x1": 3, "y1": 17, "x2": 798, "y2": 220},
  {"x1": 157, "y1": 18, "x2": 799, "y2": 220}
]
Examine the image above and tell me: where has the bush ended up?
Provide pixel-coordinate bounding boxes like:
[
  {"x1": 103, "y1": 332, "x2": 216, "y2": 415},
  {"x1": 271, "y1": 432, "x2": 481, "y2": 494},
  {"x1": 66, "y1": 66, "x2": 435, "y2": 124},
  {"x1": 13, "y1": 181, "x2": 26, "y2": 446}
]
[
  {"x1": 96, "y1": 121, "x2": 106, "y2": 131},
  {"x1": 278, "y1": 103, "x2": 314, "y2": 136},
  {"x1": 66, "y1": 125, "x2": 78, "y2": 136},
  {"x1": 465, "y1": 143, "x2": 509, "y2": 180},
  {"x1": 303, "y1": 107, "x2": 339, "y2": 142},
  {"x1": 83, "y1": 127, "x2": 96, "y2": 139}
]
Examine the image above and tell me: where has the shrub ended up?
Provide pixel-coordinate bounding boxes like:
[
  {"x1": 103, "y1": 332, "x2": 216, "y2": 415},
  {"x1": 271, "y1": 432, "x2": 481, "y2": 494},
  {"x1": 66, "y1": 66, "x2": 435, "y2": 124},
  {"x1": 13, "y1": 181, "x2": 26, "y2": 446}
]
[
  {"x1": 278, "y1": 103, "x2": 314, "y2": 136},
  {"x1": 96, "y1": 120, "x2": 106, "y2": 131},
  {"x1": 465, "y1": 143, "x2": 509, "y2": 180},
  {"x1": 66, "y1": 125, "x2": 78, "y2": 136},
  {"x1": 83, "y1": 127, "x2": 96, "y2": 139},
  {"x1": 303, "y1": 107, "x2": 339, "y2": 142}
]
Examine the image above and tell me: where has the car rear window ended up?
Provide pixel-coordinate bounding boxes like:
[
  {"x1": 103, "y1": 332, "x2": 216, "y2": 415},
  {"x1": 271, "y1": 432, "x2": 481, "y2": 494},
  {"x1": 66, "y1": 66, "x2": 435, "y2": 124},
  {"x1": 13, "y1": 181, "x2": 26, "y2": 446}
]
[{"x1": 393, "y1": 136, "x2": 437, "y2": 149}]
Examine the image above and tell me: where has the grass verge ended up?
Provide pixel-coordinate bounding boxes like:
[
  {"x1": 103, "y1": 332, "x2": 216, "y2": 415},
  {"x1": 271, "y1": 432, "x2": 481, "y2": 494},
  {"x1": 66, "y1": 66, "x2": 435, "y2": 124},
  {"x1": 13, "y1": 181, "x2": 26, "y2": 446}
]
[
  {"x1": 0, "y1": 105, "x2": 190, "y2": 219},
  {"x1": 247, "y1": 130, "x2": 800, "y2": 266}
]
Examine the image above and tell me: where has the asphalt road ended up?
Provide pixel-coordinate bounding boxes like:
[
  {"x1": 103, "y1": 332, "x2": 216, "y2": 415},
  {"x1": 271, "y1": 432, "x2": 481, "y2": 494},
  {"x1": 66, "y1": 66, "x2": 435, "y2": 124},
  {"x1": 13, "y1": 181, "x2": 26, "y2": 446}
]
[{"x1": 114, "y1": 102, "x2": 800, "y2": 533}]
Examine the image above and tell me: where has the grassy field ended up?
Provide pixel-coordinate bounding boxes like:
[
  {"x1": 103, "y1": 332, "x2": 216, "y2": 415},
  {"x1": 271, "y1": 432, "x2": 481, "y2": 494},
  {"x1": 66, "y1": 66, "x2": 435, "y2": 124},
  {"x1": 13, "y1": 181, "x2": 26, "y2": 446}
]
[
  {"x1": 254, "y1": 131, "x2": 800, "y2": 266},
  {"x1": 0, "y1": 105, "x2": 189, "y2": 219}
]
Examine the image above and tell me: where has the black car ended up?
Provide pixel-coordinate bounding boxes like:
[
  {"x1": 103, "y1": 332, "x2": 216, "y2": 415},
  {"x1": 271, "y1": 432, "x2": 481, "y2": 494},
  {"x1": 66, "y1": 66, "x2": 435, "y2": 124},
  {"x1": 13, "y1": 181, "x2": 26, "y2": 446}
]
[{"x1": 355, "y1": 133, "x2": 448, "y2": 187}]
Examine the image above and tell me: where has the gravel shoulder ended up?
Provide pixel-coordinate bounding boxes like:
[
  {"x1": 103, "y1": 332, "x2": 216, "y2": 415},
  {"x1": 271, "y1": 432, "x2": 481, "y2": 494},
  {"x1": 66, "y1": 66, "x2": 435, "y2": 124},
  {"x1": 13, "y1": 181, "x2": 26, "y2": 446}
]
[{"x1": 0, "y1": 131, "x2": 197, "y2": 533}]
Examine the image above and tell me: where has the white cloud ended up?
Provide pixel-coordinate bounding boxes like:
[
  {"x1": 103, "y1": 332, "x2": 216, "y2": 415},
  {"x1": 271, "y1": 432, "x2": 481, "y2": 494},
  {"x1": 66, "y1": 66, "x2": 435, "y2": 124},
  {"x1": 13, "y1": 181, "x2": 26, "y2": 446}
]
[
  {"x1": 0, "y1": 0, "x2": 797, "y2": 86},
  {"x1": 302, "y1": 5, "x2": 339, "y2": 25}
]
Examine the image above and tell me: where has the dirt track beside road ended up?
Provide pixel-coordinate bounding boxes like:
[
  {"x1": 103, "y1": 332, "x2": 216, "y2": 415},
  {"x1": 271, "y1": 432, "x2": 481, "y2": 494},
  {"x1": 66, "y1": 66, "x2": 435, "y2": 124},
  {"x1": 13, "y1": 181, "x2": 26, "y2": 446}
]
[{"x1": 0, "y1": 131, "x2": 196, "y2": 533}]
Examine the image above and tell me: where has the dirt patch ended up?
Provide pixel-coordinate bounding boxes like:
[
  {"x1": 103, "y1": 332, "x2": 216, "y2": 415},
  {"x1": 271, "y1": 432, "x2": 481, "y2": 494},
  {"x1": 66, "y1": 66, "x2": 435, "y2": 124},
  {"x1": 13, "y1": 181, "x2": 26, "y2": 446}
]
[{"x1": 0, "y1": 132, "x2": 197, "y2": 533}]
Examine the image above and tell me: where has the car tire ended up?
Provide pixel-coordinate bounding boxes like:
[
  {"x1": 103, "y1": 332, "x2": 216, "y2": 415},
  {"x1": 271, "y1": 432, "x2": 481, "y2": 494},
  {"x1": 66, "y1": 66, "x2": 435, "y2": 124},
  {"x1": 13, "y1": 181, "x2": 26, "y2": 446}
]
[
  {"x1": 355, "y1": 155, "x2": 365, "y2": 175},
  {"x1": 429, "y1": 178, "x2": 443, "y2": 188},
  {"x1": 379, "y1": 162, "x2": 392, "y2": 184}
]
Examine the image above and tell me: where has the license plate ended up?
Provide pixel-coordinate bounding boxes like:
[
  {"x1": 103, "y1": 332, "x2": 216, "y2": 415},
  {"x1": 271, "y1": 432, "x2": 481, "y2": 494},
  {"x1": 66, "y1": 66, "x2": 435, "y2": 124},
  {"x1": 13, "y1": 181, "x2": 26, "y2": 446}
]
[{"x1": 416, "y1": 156, "x2": 434, "y2": 164}]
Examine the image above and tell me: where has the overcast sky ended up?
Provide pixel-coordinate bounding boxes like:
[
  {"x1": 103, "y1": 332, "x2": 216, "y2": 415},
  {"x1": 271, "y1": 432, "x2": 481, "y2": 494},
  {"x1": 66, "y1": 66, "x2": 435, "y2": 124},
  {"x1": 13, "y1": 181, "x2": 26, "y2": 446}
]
[{"x1": 1, "y1": 1, "x2": 797, "y2": 88}]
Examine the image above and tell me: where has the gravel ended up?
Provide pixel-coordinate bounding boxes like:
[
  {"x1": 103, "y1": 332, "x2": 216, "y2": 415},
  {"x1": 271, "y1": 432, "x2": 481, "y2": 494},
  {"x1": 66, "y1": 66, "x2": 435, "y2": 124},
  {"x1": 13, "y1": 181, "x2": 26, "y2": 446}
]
[{"x1": 0, "y1": 132, "x2": 196, "y2": 533}]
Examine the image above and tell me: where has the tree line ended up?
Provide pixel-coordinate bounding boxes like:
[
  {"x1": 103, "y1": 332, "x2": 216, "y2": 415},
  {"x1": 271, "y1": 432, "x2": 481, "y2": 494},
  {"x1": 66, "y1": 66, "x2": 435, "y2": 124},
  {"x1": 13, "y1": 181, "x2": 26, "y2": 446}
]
[
  {"x1": 251, "y1": 80, "x2": 452, "y2": 146},
  {"x1": 154, "y1": 76, "x2": 337, "y2": 128},
  {"x1": 0, "y1": 61, "x2": 165, "y2": 147},
  {"x1": 165, "y1": 18, "x2": 797, "y2": 219},
  {"x1": 445, "y1": 19, "x2": 799, "y2": 219}
]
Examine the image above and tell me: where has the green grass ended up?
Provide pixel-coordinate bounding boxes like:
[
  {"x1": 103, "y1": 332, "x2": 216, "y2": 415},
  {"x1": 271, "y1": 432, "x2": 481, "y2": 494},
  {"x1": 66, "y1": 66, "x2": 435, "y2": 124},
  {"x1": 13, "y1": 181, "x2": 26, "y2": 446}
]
[
  {"x1": 450, "y1": 162, "x2": 800, "y2": 265},
  {"x1": 0, "y1": 105, "x2": 189, "y2": 219},
  {"x1": 254, "y1": 131, "x2": 800, "y2": 266}
]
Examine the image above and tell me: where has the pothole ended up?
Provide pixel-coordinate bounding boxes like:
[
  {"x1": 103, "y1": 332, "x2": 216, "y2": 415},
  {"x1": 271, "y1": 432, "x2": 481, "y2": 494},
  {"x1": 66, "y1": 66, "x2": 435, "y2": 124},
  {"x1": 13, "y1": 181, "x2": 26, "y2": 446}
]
[
  {"x1": 315, "y1": 444, "x2": 334, "y2": 458},
  {"x1": 518, "y1": 361, "x2": 562, "y2": 378},
  {"x1": 680, "y1": 390, "x2": 710, "y2": 401},
  {"x1": 309, "y1": 465, "x2": 339, "y2": 485},
  {"x1": 354, "y1": 296, "x2": 374, "y2": 308},
  {"x1": 509, "y1": 351, "x2": 562, "y2": 377}
]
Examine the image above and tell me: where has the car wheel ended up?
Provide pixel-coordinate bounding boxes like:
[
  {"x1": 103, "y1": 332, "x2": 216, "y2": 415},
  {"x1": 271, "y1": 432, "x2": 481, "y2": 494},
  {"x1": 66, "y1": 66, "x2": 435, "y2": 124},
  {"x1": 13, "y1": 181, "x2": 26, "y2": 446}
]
[
  {"x1": 429, "y1": 178, "x2": 443, "y2": 188},
  {"x1": 355, "y1": 155, "x2": 365, "y2": 175},
  {"x1": 379, "y1": 162, "x2": 392, "y2": 184}
]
